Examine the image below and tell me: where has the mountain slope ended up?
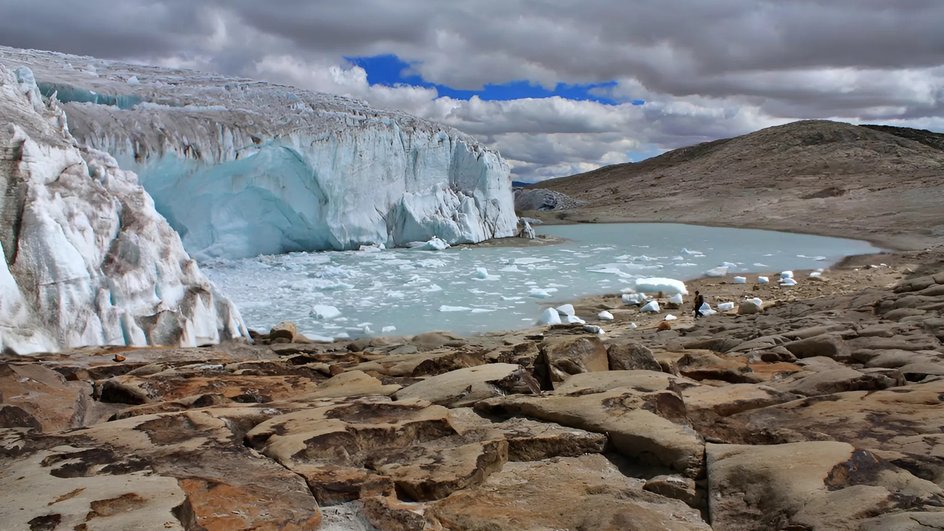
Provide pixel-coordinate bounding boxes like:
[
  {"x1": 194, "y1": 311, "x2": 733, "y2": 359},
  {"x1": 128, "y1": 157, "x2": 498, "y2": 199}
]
[{"x1": 535, "y1": 120, "x2": 944, "y2": 249}]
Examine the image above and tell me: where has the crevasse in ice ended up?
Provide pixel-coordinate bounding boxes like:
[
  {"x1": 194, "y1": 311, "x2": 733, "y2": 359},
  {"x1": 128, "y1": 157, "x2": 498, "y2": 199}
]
[
  {"x1": 0, "y1": 47, "x2": 518, "y2": 260},
  {"x1": 0, "y1": 64, "x2": 247, "y2": 354}
]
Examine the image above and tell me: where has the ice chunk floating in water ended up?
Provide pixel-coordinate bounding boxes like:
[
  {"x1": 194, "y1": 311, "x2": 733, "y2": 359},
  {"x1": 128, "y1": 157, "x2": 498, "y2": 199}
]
[{"x1": 203, "y1": 223, "x2": 879, "y2": 339}]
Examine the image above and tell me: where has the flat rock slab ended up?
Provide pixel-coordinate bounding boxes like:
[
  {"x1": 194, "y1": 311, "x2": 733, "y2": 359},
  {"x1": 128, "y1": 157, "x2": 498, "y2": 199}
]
[
  {"x1": 0, "y1": 363, "x2": 92, "y2": 431},
  {"x1": 393, "y1": 363, "x2": 522, "y2": 407},
  {"x1": 97, "y1": 372, "x2": 322, "y2": 405},
  {"x1": 0, "y1": 444, "x2": 187, "y2": 531},
  {"x1": 448, "y1": 408, "x2": 608, "y2": 461},
  {"x1": 1, "y1": 409, "x2": 324, "y2": 530},
  {"x1": 729, "y1": 380, "x2": 944, "y2": 484},
  {"x1": 770, "y1": 366, "x2": 897, "y2": 396},
  {"x1": 553, "y1": 369, "x2": 696, "y2": 395},
  {"x1": 681, "y1": 383, "x2": 797, "y2": 422},
  {"x1": 707, "y1": 441, "x2": 944, "y2": 530},
  {"x1": 308, "y1": 370, "x2": 401, "y2": 399},
  {"x1": 534, "y1": 335, "x2": 609, "y2": 389},
  {"x1": 427, "y1": 455, "x2": 710, "y2": 530},
  {"x1": 477, "y1": 387, "x2": 704, "y2": 477}
]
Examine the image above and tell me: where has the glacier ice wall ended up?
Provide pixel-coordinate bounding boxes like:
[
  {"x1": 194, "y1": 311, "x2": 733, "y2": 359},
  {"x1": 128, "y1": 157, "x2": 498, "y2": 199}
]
[
  {"x1": 0, "y1": 64, "x2": 247, "y2": 354},
  {"x1": 0, "y1": 47, "x2": 518, "y2": 260}
]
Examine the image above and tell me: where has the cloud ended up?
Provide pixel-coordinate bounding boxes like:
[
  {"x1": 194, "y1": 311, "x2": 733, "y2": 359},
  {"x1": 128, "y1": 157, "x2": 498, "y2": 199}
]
[{"x1": 0, "y1": 0, "x2": 941, "y2": 181}]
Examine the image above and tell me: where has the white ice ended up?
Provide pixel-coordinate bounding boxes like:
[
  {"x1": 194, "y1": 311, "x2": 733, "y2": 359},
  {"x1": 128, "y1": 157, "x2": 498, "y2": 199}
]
[
  {"x1": 0, "y1": 65, "x2": 246, "y2": 354},
  {"x1": 1, "y1": 48, "x2": 517, "y2": 261},
  {"x1": 640, "y1": 301, "x2": 661, "y2": 313},
  {"x1": 705, "y1": 266, "x2": 729, "y2": 277},
  {"x1": 634, "y1": 277, "x2": 689, "y2": 295},
  {"x1": 537, "y1": 308, "x2": 562, "y2": 326}
]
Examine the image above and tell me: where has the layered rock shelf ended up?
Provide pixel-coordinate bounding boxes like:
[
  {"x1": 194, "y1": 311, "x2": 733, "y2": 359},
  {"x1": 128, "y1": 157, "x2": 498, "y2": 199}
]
[{"x1": 2, "y1": 248, "x2": 943, "y2": 529}]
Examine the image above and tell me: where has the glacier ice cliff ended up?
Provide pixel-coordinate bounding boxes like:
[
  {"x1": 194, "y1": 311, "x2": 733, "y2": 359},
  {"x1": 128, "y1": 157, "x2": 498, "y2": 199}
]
[
  {"x1": 0, "y1": 47, "x2": 518, "y2": 260},
  {"x1": 0, "y1": 64, "x2": 247, "y2": 354}
]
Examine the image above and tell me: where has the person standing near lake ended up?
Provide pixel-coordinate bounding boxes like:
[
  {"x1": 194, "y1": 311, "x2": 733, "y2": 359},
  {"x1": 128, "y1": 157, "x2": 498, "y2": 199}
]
[{"x1": 693, "y1": 291, "x2": 705, "y2": 318}]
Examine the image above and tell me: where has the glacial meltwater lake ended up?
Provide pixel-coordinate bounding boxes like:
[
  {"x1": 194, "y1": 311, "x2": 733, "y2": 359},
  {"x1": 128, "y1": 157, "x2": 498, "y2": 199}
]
[{"x1": 202, "y1": 223, "x2": 880, "y2": 340}]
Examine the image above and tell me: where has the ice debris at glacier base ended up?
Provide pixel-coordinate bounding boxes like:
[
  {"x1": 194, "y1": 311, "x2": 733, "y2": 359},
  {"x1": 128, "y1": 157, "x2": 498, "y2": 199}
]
[
  {"x1": 0, "y1": 64, "x2": 247, "y2": 354},
  {"x1": 0, "y1": 46, "x2": 518, "y2": 260}
]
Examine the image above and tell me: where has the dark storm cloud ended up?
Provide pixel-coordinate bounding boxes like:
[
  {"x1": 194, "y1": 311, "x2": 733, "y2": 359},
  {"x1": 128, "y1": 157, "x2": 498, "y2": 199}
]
[{"x1": 0, "y1": 1, "x2": 213, "y2": 60}]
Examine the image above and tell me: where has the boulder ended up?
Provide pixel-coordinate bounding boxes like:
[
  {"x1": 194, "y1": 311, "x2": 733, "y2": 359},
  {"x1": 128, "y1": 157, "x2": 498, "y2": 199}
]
[
  {"x1": 393, "y1": 363, "x2": 523, "y2": 407},
  {"x1": 0, "y1": 363, "x2": 93, "y2": 431},
  {"x1": 476, "y1": 388, "x2": 704, "y2": 477},
  {"x1": 607, "y1": 341, "x2": 662, "y2": 371},
  {"x1": 427, "y1": 455, "x2": 710, "y2": 530},
  {"x1": 681, "y1": 383, "x2": 797, "y2": 419},
  {"x1": 676, "y1": 350, "x2": 763, "y2": 384},
  {"x1": 772, "y1": 367, "x2": 897, "y2": 396},
  {"x1": 707, "y1": 441, "x2": 944, "y2": 530},
  {"x1": 727, "y1": 380, "x2": 944, "y2": 483},
  {"x1": 1, "y1": 409, "x2": 324, "y2": 530},
  {"x1": 783, "y1": 334, "x2": 851, "y2": 361},
  {"x1": 554, "y1": 370, "x2": 694, "y2": 395},
  {"x1": 643, "y1": 474, "x2": 699, "y2": 507},
  {"x1": 269, "y1": 321, "x2": 299, "y2": 342},
  {"x1": 309, "y1": 370, "x2": 401, "y2": 399},
  {"x1": 447, "y1": 408, "x2": 608, "y2": 461},
  {"x1": 534, "y1": 336, "x2": 609, "y2": 390},
  {"x1": 738, "y1": 299, "x2": 763, "y2": 314}
]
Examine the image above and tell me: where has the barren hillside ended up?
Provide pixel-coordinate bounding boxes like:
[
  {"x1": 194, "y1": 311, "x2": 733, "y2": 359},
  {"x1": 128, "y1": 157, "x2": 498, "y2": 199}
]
[{"x1": 533, "y1": 120, "x2": 944, "y2": 249}]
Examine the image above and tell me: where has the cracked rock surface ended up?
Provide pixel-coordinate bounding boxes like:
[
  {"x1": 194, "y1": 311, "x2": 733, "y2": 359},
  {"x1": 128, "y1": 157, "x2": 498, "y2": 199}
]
[{"x1": 2, "y1": 249, "x2": 944, "y2": 529}]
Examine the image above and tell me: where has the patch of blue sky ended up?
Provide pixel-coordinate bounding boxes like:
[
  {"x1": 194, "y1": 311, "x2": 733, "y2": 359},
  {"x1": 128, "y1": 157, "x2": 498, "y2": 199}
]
[{"x1": 347, "y1": 54, "x2": 643, "y2": 106}]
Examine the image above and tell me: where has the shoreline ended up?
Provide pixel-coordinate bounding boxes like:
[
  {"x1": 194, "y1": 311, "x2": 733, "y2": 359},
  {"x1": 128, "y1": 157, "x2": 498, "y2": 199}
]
[
  {"x1": 525, "y1": 211, "x2": 938, "y2": 252},
  {"x1": 235, "y1": 222, "x2": 911, "y2": 343}
]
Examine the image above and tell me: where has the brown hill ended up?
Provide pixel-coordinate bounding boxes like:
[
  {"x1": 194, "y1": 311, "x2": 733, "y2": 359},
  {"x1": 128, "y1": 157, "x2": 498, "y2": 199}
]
[{"x1": 533, "y1": 120, "x2": 944, "y2": 249}]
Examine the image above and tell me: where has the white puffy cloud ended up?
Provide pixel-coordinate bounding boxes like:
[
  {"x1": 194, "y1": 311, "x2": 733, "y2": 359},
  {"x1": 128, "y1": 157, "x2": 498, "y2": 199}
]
[{"x1": 0, "y1": 0, "x2": 941, "y2": 181}]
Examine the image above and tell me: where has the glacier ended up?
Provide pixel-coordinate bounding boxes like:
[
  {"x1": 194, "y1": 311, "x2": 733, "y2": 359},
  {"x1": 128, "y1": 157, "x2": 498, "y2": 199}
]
[
  {"x1": 0, "y1": 64, "x2": 247, "y2": 354},
  {"x1": 0, "y1": 47, "x2": 518, "y2": 260}
]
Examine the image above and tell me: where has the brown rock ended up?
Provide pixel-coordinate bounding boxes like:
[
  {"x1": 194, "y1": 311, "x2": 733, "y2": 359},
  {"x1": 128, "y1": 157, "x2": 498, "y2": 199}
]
[
  {"x1": 309, "y1": 370, "x2": 400, "y2": 399},
  {"x1": 269, "y1": 321, "x2": 299, "y2": 342},
  {"x1": 554, "y1": 370, "x2": 695, "y2": 395},
  {"x1": 533, "y1": 335, "x2": 608, "y2": 389},
  {"x1": 676, "y1": 350, "x2": 763, "y2": 384},
  {"x1": 393, "y1": 363, "x2": 522, "y2": 407},
  {"x1": 0, "y1": 363, "x2": 92, "y2": 432},
  {"x1": 295, "y1": 464, "x2": 395, "y2": 505},
  {"x1": 428, "y1": 455, "x2": 710, "y2": 530},
  {"x1": 360, "y1": 496, "x2": 430, "y2": 531},
  {"x1": 707, "y1": 441, "x2": 944, "y2": 530},
  {"x1": 643, "y1": 474, "x2": 699, "y2": 507},
  {"x1": 370, "y1": 438, "x2": 508, "y2": 500},
  {"x1": 783, "y1": 334, "x2": 851, "y2": 361},
  {"x1": 448, "y1": 408, "x2": 607, "y2": 461},
  {"x1": 607, "y1": 341, "x2": 662, "y2": 371},
  {"x1": 476, "y1": 388, "x2": 704, "y2": 477},
  {"x1": 772, "y1": 367, "x2": 897, "y2": 396},
  {"x1": 727, "y1": 380, "x2": 944, "y2": 483}
]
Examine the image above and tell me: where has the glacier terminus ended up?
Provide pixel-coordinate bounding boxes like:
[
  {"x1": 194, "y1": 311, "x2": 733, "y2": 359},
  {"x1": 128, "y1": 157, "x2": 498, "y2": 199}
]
[{"x1": 0, "y1": 47, "x2": 518, "y2": 261}]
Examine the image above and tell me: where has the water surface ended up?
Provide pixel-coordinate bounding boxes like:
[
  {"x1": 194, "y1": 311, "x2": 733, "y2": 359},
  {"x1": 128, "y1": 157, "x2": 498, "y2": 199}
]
[{"x1": 203, "y1": 223, "x2": 879, "y2": 339}]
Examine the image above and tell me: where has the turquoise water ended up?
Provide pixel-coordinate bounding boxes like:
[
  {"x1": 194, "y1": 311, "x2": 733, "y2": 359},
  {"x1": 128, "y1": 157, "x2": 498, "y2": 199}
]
[{"x1": 203, "y1": 223, "x2": 879, "y2": 339}]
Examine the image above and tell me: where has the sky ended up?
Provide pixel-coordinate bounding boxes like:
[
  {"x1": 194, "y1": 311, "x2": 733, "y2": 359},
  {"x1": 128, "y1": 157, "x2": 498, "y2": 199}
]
[{"x1": 1, "y1": 1, "x2": 942, "y2": 183}]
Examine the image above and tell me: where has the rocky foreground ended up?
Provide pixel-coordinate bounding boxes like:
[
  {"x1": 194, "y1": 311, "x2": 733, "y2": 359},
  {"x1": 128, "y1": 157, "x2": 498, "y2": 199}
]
[{"x1": 2, "y1": 248, "x2": 944, "y2": 530}]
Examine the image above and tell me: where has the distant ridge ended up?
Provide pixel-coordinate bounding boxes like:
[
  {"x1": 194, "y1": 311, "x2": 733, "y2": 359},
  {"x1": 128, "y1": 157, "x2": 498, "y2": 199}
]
[{"x1": 531, "y1": 120, "x2": 944, "y2": 249}]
